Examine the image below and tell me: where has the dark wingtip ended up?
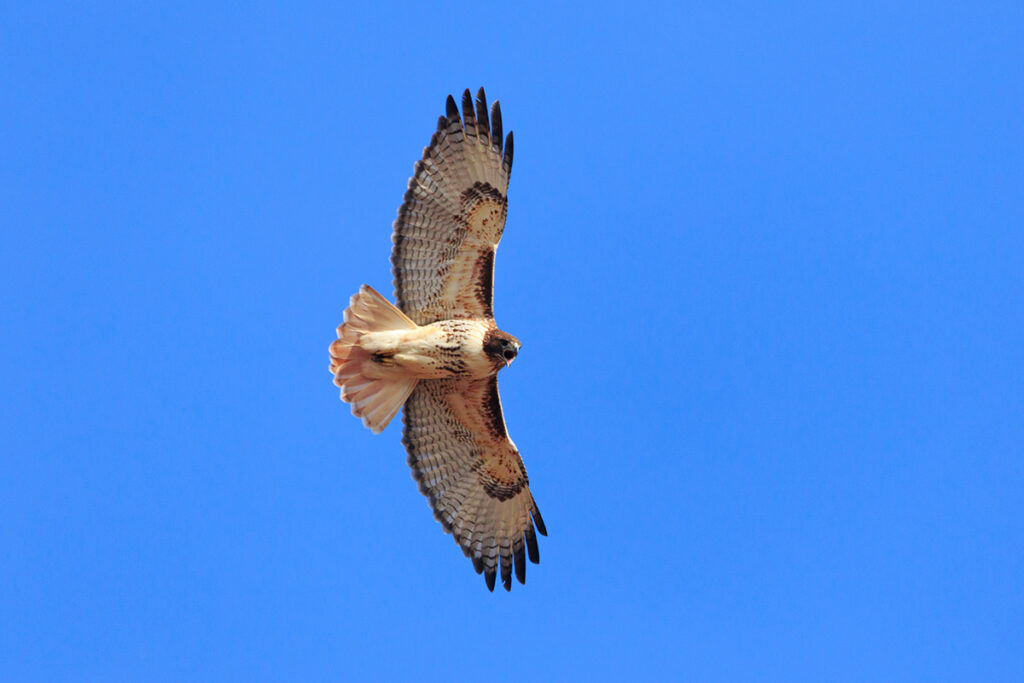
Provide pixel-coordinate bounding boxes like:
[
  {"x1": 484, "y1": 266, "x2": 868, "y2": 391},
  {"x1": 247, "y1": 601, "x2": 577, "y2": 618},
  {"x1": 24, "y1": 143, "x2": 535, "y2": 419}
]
[
  {"x1": 490, "y1": 100, "x2": 502, "y2": 150},
  {"x1": 461, "y1": 89, "x2": 476, "y2": 139},
  {"x1": 501, "y1": 553, "x2": 512, "y2": 591},
  {"x1": 475, "y1": 88, "x2": 490, "y2": 141},
  {"x1": 514, "y1": 542, "x2": 526, "y2": 584},
  {"x1": 503, "y1": 131, "x2": 513, "y2": 174},
  {"x1": 532, "y1": 504, "x2": 547, "y2": 536},
  {"x1": 485, "y1": 568, "x2": 496, "y2": 591},
  {"x1": 445, "y1": 94, "x2": 459, "y2": 121},
  {"x1": 525, "y1": 526, "x2": 540, "y2": 564}
]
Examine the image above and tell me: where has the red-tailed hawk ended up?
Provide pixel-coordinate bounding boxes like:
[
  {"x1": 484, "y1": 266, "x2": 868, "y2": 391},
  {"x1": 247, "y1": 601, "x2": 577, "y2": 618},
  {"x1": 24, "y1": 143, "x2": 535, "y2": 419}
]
[{"x1": 329, "y1": 88, "x2": 546, "y2": 591}]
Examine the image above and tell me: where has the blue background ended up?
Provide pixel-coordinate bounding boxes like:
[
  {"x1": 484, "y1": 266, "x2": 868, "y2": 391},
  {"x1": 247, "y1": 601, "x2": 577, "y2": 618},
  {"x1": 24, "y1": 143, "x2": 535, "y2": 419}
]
[{"x1": 3, "y1": 2, "x2": 1022, "y2": 680}]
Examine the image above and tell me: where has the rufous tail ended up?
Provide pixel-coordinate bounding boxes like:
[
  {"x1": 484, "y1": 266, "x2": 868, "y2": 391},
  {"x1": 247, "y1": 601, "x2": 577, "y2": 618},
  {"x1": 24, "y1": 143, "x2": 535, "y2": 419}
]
[{"x1": 329, "y1": 284, "x2": 418, "y2": 433}]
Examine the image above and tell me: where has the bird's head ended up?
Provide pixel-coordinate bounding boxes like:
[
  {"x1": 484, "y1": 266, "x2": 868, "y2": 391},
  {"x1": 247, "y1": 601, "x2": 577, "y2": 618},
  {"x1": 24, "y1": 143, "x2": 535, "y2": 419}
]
[{"x1": 484, "y1": 329, "x2": 522, "y2": 370}]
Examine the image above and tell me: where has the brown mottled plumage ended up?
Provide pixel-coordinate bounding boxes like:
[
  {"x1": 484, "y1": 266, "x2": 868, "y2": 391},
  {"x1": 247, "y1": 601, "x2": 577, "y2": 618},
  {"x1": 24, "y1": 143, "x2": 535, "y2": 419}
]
[{"x1": 329, "y1": 88, "x2": 545, "y2": 592}]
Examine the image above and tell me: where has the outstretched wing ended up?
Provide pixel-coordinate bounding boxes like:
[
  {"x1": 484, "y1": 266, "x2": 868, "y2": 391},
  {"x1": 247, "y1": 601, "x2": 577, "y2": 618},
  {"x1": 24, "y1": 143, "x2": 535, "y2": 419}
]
[
  {"x1": 402, "y1": 377, "x2": 546, "y2": 591},
  {"x1": 391, "y1": 87, "x2": 513, "y2": 325}
]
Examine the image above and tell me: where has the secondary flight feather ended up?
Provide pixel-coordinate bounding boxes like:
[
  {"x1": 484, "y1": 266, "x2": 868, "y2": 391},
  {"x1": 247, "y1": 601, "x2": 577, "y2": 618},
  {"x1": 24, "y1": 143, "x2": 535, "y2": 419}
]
[{"x1": 329, "y1": 88, "x2": 546, "y2": 592}]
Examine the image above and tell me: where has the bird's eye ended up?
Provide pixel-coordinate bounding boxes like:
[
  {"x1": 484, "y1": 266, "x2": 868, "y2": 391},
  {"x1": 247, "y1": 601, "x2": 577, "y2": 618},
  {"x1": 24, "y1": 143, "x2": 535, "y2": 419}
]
[{"x1": 503, "y1": 349, "x2": 516, "y2": 360}]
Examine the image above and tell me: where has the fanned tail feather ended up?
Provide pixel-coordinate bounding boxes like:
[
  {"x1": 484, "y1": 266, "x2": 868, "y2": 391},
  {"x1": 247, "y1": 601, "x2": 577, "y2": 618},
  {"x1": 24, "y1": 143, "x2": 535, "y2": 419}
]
[{"x1": 330, "y1": 285, "x2": 418, "y2": 433}]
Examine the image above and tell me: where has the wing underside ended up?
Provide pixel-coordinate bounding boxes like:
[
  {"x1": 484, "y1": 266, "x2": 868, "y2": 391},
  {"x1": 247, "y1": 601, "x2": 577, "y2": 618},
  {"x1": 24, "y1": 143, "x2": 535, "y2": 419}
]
[
  {"x1": 402, "y1": 377, "x2": 545, "y2": 591},
  {"x1": 390, "y1": 88, "x2": 513, "y2": 325}
]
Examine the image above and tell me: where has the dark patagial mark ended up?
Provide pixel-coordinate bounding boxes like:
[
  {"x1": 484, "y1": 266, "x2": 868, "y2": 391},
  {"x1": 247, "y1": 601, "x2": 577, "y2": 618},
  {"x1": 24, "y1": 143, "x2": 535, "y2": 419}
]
[
  {"x1": 480, "y1": 376, "x2": 506, "y2": 439},
  {"x1": 474, "y1": 248, "x2": 494, "y2": 317}
]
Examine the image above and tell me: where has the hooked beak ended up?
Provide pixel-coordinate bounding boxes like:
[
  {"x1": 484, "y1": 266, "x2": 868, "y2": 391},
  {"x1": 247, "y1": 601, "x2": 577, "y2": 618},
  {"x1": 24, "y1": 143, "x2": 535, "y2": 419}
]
[
  {"x1": 507, "y1": 343, "x2": 521, "y2": 367},
  {"x1": 504, "y1": 343, "x2": 521, "y2": 368}
]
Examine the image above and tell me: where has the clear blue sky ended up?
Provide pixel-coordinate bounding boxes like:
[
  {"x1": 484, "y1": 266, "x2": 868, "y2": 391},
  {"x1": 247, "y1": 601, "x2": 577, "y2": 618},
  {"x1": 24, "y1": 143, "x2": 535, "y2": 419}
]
[{"x1": 3, "y1": 2, "x2": 1022, "y2": 680}]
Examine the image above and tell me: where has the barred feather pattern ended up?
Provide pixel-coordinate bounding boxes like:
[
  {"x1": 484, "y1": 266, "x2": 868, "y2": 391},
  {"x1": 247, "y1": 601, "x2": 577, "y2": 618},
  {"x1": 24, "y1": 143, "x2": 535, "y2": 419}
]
[
  {"x1": 403, "y1": 377, "x2": 546, "y2": 591},
  {"x1": 391, "y1": 87, "x2": 513, "y2": 325}
]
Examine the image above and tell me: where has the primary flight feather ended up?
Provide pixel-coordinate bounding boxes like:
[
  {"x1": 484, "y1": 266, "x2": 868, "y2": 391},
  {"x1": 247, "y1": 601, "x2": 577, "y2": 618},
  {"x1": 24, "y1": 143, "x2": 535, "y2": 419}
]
[{"x1": 329, "y1": 88, "x2": 546, "y2": 592}]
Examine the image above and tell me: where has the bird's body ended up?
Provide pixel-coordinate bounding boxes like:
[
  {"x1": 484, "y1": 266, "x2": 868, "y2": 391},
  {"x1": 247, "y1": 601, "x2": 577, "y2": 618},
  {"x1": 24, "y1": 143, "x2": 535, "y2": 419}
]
[
  {"x1": 343, "y1": 314, "x2": 506, "y2": 381},
  {"x1": 329, "y1": 88, "x2": 545, "y2": 592}
]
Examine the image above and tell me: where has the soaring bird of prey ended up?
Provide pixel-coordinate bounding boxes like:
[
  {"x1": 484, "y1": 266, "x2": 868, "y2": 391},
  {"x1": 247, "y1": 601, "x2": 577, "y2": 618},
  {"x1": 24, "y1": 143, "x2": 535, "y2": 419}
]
[{"x1": 329, "y1": 88, "x2": 546, "y2": 592}]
